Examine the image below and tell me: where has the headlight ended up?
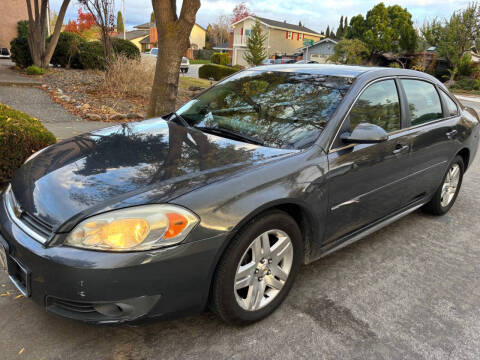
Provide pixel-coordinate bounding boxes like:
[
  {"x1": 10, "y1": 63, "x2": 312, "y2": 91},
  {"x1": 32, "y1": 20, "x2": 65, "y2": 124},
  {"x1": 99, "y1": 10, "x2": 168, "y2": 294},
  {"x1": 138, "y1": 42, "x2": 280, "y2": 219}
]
[{"x1": 65, "y1": 205, "x2": 199, "y2": 252}]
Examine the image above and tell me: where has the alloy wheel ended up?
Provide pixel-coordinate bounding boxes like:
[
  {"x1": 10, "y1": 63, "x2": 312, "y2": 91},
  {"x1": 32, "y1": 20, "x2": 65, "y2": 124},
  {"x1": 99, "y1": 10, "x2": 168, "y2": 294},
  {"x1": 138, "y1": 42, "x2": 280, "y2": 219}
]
[
  {"x1": 234, "y1": 229, "x2": 293, "y2": 311},
  {"x1": 441, "y1": 163, "x2": 461, "y2": 207}
]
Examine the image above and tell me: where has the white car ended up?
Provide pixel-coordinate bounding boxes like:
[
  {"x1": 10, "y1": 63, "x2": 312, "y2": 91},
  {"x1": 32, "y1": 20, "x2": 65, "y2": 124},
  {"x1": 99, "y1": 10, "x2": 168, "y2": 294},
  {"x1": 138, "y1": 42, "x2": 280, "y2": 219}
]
[{"x1": 147, "y1": 48, "x2": 189, "y2": 73}]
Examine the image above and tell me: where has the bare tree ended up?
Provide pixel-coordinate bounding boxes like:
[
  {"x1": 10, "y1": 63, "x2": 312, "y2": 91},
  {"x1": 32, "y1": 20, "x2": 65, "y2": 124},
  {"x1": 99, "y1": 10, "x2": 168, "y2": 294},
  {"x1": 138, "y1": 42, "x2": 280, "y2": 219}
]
[
  {"x1": 25, "y1": 0, "x2": 71, "y2": 68},
  {"x1": 209, "y1": 15, "x2": 229, "y2": 46},
  {"x1": 79, "y1": 0, "x2": 115, "y2": 60},
  {"x1": 148, "y1": 0, "x2": 201, "y2": 118}
]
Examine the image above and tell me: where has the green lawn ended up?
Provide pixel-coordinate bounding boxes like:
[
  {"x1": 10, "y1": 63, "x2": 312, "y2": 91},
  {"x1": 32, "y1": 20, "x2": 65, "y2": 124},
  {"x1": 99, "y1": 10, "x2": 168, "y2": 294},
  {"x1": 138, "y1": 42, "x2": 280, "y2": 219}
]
[
  {"x1": 179, "y1": 76, "x2": 212, "y2": 89},
  {"x1": 190, "y1": 59, "x2": 211, "y2": 65}
]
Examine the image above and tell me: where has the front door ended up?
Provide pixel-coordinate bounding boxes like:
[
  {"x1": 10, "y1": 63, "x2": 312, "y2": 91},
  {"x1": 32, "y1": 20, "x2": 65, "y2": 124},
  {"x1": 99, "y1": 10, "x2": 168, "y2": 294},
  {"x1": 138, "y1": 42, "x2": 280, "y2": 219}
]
[{"x1": 325, "y1": 79, "x2": 415, "y2": 243}]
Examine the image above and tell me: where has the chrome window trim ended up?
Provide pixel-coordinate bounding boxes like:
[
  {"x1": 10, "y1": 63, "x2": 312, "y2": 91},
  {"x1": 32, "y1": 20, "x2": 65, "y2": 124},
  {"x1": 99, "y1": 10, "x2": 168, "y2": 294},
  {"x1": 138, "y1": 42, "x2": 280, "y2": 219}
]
[
  {"x1": 328, "y1": 75, "x2": 459, "y2": 154},
  {"x1": 4, "y1": 185, "x2": 48, "y2": 244}
]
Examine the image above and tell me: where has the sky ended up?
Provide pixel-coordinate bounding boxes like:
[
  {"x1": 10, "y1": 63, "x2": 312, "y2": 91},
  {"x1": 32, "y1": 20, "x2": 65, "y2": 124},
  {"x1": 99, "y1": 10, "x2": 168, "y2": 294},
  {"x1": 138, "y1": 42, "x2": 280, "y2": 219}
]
[{"x1": 50, "y1": 0, "x2": 473, "y2": 33}]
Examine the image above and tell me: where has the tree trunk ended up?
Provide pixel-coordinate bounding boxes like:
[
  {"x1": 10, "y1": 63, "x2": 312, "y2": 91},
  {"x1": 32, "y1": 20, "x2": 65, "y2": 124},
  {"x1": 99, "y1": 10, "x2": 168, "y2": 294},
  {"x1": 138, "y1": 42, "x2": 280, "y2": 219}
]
[
  {"x1": 26, "y1": 0, "x2": 71, "y2": 69},
  {"x1": 147, "y1": 0, "x2": 200, "y2": 118}
]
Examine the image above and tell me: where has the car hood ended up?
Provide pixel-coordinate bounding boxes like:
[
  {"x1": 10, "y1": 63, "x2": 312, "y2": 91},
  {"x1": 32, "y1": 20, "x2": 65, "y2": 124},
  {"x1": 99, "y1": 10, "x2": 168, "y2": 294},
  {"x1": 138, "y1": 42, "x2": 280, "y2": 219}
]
[{"x1": 11, "y1": 119, "x2": 296, "y2": 232}]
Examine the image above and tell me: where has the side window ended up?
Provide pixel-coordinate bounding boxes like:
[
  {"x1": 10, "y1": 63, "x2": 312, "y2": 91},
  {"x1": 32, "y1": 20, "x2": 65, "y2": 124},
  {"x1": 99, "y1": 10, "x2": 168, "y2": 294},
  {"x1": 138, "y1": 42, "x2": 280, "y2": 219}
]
[
  {"x1": 440, "y1": 90, "x2": 459, "y2": 117},
  {"x1": 349, "y1": 79, "x2": 401, "y2": 133},
  {"x1": 401, "y1": 79, "x2": 443, "y2": 126}
]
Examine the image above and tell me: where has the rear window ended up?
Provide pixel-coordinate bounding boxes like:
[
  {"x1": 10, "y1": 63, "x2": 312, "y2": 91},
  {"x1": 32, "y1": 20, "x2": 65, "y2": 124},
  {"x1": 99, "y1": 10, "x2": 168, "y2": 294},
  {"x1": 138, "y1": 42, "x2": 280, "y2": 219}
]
[
  {"x1": 401, "y1": 79, "x2": 443, "y2": 126},
  {"x1": 440, "y1": 90, "x2": 459, "y2": 117}
]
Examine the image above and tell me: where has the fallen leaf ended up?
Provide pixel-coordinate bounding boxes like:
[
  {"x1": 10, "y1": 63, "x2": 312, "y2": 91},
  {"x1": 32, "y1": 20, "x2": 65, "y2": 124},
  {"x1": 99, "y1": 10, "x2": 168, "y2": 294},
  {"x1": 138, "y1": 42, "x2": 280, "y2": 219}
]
[
  {"x1": 14, "y1": 294, "x2": 23, "y2": 300},
  {"x1": 18, "y1": 348, "x2": 24, "y2": 355}
]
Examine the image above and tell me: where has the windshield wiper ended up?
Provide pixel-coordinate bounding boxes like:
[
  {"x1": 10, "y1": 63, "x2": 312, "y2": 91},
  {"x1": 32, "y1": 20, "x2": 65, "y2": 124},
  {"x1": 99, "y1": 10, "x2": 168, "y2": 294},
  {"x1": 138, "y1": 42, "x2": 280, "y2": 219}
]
[{"x1": 194, "y1": 126, "x2": 265, "y2": 146}]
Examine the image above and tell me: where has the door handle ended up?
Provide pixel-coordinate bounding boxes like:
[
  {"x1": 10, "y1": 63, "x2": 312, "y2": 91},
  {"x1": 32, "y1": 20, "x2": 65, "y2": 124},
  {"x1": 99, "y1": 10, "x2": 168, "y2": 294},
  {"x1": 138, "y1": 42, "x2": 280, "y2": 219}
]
[
  {"x1": 446, "y1": 129, "x2": 458, "y2": 139},
  {"x1": 392, "y1": 144, "x2": 409, "y2": 154}
]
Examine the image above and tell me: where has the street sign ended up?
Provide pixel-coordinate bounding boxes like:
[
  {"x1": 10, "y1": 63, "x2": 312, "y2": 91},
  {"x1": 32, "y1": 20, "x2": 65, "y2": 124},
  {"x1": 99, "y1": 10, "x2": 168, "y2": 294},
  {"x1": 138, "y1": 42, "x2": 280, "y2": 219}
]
[{"x1": 303, "y1": 39, "x2": 314, "y2": 47}]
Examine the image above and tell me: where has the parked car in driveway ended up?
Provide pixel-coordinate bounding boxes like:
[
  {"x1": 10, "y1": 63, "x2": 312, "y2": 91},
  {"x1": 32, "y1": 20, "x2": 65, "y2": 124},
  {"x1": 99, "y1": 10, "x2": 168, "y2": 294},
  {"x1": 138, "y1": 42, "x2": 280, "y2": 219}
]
[
  {"x1": 0, "y1": 48, "x2": 10, "y2": 59},
  {"x1": 180, "y1": 57, "x2": 190, "y2": 73},
  {"x1": 1, "y1": 65, "x2": 479, "y2": 325}
]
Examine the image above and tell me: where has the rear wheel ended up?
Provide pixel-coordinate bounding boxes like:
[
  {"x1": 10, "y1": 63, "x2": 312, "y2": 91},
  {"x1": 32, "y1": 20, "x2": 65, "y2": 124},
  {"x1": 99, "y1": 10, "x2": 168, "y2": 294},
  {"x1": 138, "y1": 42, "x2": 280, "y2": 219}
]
[
  {"x1": 424, "y1": 155, "x2": 464, "y2": 215},
  {"x1": 211, "y1": 211, "x2": 303, "y2": 324}
]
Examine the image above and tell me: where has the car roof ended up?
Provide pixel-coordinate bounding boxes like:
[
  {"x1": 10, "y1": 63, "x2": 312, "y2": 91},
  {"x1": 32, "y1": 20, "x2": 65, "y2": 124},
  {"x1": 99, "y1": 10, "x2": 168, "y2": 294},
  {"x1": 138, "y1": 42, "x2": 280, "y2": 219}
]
[{"x1": 249, "y1": 64, "x2": 436, "y2": 81}]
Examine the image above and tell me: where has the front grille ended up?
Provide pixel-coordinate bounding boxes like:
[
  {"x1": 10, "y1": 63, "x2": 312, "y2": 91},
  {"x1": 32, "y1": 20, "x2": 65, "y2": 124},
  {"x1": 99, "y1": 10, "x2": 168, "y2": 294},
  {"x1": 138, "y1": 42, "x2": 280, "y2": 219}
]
[
  {"x1": 20, "y1": 211, "x2": 53, "y2": 238},
  {"x1": 4, "y1": 185, "x2": 51, "y2": 244}
]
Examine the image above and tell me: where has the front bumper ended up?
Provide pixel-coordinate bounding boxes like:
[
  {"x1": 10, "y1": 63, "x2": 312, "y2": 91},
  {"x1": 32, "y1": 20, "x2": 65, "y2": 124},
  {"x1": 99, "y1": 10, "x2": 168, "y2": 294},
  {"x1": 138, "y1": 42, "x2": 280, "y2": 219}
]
[{"x1": 0, "y1": 197, "x2": 227, "y2": 324}]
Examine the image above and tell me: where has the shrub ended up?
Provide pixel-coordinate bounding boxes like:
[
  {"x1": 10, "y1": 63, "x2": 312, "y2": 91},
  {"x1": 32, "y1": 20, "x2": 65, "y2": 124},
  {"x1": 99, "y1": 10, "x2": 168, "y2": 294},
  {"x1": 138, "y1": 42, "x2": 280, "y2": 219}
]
[
  {"x1": 194, "y1": 49, "x2": 215, "y2": 60},
  {"x1": 26, "y1": 65, "x2": 47, "y2": 75},
  {"x1": 199, "y1": 64, "x2": 239, "y2": 81},
  {"x1": 49, "y1": 32, "x2": 86, "y2": 68},
  {"x1": 10, "y1": 37, "x2": 32, "y2": 68},
  {"x1": 449, "y1": 78, "x2": 480, "y2": 91},
  {"x1": 0, "y1": 103, "x2": 56, "y2": 185},
  {"x1": 389, "y1": 62, "x2": 401, "y2": 68},
  {"x1": 112, "y1": 38, "x2": 140, "y2": 60},
  {"x1": 17, "y1": 20, "x2": 29, "y2": 38},
  {"x1": 101, "y1": 55, "x2": 154, "y2": 99},
  {"x1": 78, "y1": 41, "x2": 106, "y2": 70},
  {"x1": 232, "y1": 64, "x2": 245, "y2": 71},
  {"x1": 211, "y1": 52, "x2": 230, "y2": 65},
  {"x1": 456, "y1": 53, "x2": 475, "y2": 78}
]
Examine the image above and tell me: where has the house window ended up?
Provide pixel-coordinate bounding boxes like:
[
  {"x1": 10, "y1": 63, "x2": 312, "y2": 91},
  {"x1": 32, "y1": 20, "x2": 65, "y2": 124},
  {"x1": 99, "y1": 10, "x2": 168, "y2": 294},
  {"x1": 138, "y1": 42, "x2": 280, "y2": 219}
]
[
  {"x1": 298, "y1": 33, "x2": 303, "y2": 40},
  {"x1": 245, "y1": 29, "x2": 252, "y2": 37},
  {"x1": 286, "y1": 31, "x2": 293, "y2": 40}
]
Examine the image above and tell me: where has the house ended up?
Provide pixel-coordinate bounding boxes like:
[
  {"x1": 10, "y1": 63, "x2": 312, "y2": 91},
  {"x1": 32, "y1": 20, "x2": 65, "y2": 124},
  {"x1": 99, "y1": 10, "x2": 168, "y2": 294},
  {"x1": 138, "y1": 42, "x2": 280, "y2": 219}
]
[
  {"x1": 298, "y1": 38, "x2": 338, "y2": 63},
  {"x1": 231, "y1": 16, "x2": 323, "y2": 66},
  {"x1": 113, "y1": 30, "x2": 149, "y2": 51},
  {"x1": 0, "y1": 0, "x2": 28, "y2": 49},
  {"x1": 135, "y1": 22, "x2": 206, "y2": 54}
]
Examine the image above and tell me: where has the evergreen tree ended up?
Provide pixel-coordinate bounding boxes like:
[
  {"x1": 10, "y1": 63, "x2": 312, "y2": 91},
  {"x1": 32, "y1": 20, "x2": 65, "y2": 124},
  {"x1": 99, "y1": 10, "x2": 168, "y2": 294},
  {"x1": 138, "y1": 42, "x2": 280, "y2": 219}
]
[
  {"x1": 326, "y1": 25, "x2": 330, "y2": 38},
  {"x1": 330, "y1": 28, "x2": 336, "y2": 39},
  {"x1": 243, "y1": 19, "x2": 267, "y2": 66},
  {"x1": 337, "y1": 16, "x2": 344, "y2": 38},
  {"x1": 117, "y1": 11, "x2": 124, "y2": 34},
  {"x1": 299, "y1": 21, "x2": 303, "y2": 27},
  {"x1": 344, "y1": 16, "x2": 348, "y2": 31}
]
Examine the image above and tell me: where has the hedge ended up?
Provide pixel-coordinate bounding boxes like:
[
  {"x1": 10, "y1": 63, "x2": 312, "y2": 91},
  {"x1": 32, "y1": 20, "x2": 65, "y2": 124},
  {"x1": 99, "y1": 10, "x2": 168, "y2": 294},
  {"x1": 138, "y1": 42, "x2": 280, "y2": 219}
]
[
  {"x1": 199, "y1": 64, "x2": 239, "y2": 81},
  {"x1": 10, "y1": 37, "x2": 32, "y2": 68},
  {"x1": 193, "y1": 49, "x2": 215, "y2": 60},
  {"x1": 112, "y1": 38, "x2": 140, "y2": 60},
  {"x1": 0, "y1": 103, "x2": 56, "y2": 185},
  {"x1": 211, "y1": 52, "x2": 230, "y2": 65},
  {"x1": 49, "y1": 32, "x2": 86, "y2": 68},
  {"x1": 78, "y1": 41, "x2": 107, "y2": 70}
]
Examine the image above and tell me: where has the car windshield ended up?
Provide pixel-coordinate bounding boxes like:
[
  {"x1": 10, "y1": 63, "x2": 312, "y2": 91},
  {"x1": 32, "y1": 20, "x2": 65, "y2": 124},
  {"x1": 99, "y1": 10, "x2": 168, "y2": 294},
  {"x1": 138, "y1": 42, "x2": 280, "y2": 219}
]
[{"x1": 176, "y1": 70, "x2": 351, "y2": 149}]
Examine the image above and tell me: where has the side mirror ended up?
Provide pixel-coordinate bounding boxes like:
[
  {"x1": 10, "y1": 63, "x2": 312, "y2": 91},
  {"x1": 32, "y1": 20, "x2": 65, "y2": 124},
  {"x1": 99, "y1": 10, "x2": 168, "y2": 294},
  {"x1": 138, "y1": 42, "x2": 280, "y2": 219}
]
[{"x1": 340, "y1": 123, "x2": 389, "y2": 144}]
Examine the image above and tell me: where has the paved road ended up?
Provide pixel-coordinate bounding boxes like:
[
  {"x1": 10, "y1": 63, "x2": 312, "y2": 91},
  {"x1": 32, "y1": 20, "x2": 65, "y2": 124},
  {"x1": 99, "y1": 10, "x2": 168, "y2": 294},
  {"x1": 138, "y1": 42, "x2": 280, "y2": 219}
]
[{"x1": 0, "y1": 102, "x2": 479, "y2": 360}]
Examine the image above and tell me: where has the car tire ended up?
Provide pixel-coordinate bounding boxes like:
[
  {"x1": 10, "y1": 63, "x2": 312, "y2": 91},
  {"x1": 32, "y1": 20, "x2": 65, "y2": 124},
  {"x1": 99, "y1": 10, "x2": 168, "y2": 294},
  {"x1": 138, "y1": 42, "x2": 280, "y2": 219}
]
[
  {"x1": 211, "y1": 210, "x2": 303, "y2": 325},
  {"x1": 423, "y1": 155, "x2": 464, "y2": 215}
]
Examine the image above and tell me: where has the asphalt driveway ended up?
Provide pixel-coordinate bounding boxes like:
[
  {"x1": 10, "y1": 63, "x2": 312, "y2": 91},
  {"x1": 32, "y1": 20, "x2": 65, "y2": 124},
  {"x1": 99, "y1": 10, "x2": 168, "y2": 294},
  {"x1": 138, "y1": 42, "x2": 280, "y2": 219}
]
[{"x1": 0, "y1": 101, "x2": 479, "y2": 360}]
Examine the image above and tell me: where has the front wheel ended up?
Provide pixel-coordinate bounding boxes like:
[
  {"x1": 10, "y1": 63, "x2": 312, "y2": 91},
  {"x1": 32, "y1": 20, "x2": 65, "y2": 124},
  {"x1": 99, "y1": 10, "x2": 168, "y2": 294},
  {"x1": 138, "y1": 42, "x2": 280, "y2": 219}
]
[
  {"x1": 211, "y1": 211, "x2": 303, "y2": 324},
  {"x1": 424, "y1": 155, "x2": 464, "y2": 215}
]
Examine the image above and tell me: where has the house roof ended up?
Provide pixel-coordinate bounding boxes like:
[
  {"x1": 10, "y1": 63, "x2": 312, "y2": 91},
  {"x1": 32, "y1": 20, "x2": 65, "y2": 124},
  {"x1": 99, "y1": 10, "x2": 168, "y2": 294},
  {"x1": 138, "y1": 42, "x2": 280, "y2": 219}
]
[
  {"x1": 298, "y1": 37, "x2": 338, "y2": 51},
  {"x1": 140, "y1": 35, "x2": 151, "y2": 44},
  {"x1": 134, "y1": 22, "x2": 206, "y2": 31},
  {"x1": 114, "y1": 29, "x2": 149, "y2": 40},
  {"x1": 232, "y1": 16, "x2": 321, "y2": 36}
]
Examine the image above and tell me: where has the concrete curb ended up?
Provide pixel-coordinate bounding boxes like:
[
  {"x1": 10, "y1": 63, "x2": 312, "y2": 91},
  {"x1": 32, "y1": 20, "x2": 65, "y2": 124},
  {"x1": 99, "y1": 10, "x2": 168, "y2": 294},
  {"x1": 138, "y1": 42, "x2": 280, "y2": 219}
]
[{"x1": 0, "y1": 81, "x2": 42, "y2": 87}]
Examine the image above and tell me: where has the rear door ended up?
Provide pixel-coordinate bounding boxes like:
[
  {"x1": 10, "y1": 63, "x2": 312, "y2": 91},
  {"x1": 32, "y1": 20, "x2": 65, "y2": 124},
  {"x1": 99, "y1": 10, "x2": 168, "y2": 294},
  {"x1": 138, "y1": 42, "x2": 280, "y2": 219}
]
[
  {"x1": 398, "y1": 79, "x2": 460, "y2": 197},
  {"x1": 325, "y1": 79, "x2": 416, "y2": 243}
]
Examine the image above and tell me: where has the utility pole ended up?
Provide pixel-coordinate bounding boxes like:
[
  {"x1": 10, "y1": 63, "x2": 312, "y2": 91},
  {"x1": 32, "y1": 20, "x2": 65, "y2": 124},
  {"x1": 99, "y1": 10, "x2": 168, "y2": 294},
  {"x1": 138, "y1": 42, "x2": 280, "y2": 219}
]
[{"x1": 122, "y1": 0, "x2": 126, "y2": 40}]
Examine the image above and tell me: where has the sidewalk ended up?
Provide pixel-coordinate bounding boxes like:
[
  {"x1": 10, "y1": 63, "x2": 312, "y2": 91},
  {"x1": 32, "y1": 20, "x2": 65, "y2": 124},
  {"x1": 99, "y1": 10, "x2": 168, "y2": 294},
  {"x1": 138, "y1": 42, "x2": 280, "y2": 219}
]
[
  {"x1": 0, "y1": 59, "x2": 42, "y2": 86},
  {"x1": 0, "y1": 59, "x2": 111, "y2": 140}
]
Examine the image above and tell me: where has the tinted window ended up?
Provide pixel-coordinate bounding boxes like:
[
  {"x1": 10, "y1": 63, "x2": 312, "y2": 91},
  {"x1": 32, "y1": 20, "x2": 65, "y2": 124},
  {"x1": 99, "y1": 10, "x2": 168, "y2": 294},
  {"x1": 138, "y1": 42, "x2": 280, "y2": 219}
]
[
  {"x1": 349, "y1": 80, "x2": 401, "y2": 133},
  {"x1": 401, "y1": 79, "x2": 443, "y2": 126},
  {"x1": 440, "y1": 90, "x2": 459, "y2": 117},
  {"x1": 177, "y1": 71, "x2": 351, "y2": 149}
]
